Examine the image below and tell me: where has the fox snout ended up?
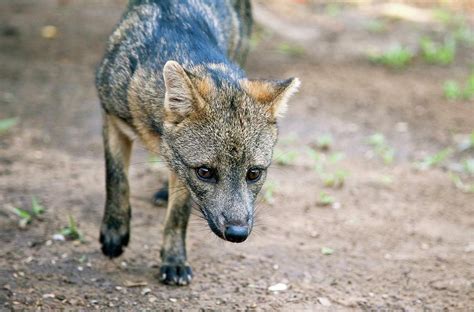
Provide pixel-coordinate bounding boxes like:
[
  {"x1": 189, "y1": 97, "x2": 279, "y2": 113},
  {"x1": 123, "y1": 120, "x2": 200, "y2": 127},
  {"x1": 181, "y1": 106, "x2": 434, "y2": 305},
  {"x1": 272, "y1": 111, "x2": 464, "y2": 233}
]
[
  {"x1": 224, "y1": 225, "x2": 249, "y2": 243},
  {"x1": 205, "y1": 209, "x2": 253, "y2": 243}
]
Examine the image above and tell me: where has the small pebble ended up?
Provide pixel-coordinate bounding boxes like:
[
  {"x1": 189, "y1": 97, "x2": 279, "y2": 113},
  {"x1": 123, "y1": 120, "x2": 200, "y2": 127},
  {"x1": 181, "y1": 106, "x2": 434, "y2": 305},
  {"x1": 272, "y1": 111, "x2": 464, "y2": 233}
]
[
  {"x1": 268, "y1": 283, "x2": 288, "y2": 292},
  {"x1": 41, "y1": 25, "x2": 58, "y2": 39},
  {"x1": 141, "y1": 288, "x2": 151, "y2": 295},
  {"x1": 52, "y1": 234, "x2": 65, "y2": 241},
  {"x1": 317, "y1": 297, "x2": 331, "y2": 306}
]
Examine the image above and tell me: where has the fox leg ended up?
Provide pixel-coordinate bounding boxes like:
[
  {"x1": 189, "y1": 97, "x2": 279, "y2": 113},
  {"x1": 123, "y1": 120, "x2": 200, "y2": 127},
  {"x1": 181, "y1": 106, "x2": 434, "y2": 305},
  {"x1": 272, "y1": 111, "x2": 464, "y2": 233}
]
[
  {"x1": 159, "y1": 171, "x2": 192, "y2": 285},
  {"x1": 99, "y1": 114, "x2": 133, "y2": 258}
]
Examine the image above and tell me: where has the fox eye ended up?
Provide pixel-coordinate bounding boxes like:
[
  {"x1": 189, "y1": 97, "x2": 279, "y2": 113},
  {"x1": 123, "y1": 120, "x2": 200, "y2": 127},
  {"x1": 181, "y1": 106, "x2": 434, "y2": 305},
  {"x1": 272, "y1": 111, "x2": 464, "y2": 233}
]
[
  {"x1": 246, "y1": 168, "x2": 262, "y2": 183},
  {"x1": 196, "y1": 166, "x2": 217, "y2": 182}
]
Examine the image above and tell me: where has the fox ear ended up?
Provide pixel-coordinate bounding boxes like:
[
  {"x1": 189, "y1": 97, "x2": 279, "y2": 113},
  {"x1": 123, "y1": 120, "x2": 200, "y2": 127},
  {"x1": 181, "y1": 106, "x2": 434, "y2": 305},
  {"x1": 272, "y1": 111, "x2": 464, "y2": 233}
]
[
  {"x1": 163, "y1": 60, "x2": 204, "y2": 123},
  {"x1": 241, "y1": 78, "x2": 301, "y2": 118}
]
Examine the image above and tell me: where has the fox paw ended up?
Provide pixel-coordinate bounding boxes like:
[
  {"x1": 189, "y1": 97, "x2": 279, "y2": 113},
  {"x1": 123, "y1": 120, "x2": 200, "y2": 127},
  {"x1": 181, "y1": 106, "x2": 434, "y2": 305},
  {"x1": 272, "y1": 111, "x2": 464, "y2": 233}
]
[
  {"x1": 99, "y1": 221, "x2": 130, "y2": 258},
  {"x1": 159, "y1": 262, "x2": 192, "y2": 286},
  {"x1": 152, "y1": 187, "x2": 169, "y2": 206}
]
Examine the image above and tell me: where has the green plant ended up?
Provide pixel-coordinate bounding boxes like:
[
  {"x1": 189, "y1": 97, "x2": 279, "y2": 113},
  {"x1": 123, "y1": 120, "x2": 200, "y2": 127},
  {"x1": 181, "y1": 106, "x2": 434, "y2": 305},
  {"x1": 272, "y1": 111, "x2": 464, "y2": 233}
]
[
  {"x1": 416, "y1": 148, "x2": 453, "y2": 170},
  {"x1": 13, "y1": 207, "x2": 32, "y2": 228},
  {"x1": 31, "y1": 196, "x2": 45, "y2": 216},
  {"x1": 60, "y1": 215, "x2": 84, "y2": 241},
  {"x1": 443, "y1": 74, "x2": 474, "y2": 101},
  {"x1": 317, "y1": 191, "x2": 335, "y2": 206},
  {"x1": 307, "y1": 148, "x2": 324, "y2": 173},
  {"x1": 0, "y1": 117, "x2": 18, "y2": 133},
  {"x1": 443, "y1": 80, "x2": 462, "y2": 100},
  {"x1": 11, "y1": 197, "x2": 46, "y2": 228},
  {"x1": 321, "y1": 170, "x2": 348, "y2": 188},
  {"x1": 463, "y1": 158, "x2": 474, "y2": 175},
  {"x1": 367, "y1": 133, "x2": 395, "y2": 164},
  {"x1": 368, "y1": 46, "x2": 413, "y2": 69},
  {"x1": 449, "y1": 172, "x2": 474, "y2": 193},
  {"x1": 328, "y1": 152, "x2": 345, "y2": 164},
  {"x1": 315, "y1": 134, "x2": 333, "y2": 151},
  {"x1": 420, "y1": 37, "x2": 456, "y2": 65}
]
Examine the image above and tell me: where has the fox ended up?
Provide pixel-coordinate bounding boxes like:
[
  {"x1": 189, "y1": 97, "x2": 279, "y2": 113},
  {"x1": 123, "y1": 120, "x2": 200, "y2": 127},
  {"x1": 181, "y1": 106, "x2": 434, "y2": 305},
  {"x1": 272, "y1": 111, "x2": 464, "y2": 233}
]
[{"x1": 95, "y1": 0, "x2": 300, "y2": 285}]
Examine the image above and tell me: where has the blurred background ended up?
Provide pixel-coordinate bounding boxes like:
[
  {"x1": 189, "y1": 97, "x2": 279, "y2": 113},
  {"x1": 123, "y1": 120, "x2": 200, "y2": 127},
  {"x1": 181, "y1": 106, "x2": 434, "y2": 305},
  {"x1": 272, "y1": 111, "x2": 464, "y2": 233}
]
[{"x1": 1, "y1": 0, "x2": 473, "y2": 310}]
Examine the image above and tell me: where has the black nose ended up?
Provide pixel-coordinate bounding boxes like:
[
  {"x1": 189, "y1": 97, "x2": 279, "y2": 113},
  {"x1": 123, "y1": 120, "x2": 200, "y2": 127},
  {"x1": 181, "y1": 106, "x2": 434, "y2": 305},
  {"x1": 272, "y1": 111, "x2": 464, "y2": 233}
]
[{"x1": 224, "y1": 225, "x2": 249, "y2": 243}]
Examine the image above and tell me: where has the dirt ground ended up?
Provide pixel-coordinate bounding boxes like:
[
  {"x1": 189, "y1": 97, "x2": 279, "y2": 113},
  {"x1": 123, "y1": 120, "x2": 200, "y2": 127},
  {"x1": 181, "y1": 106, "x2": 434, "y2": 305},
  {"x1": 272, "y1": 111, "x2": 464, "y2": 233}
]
[{"x1": 1, "y1": 0, "x2": 473, "y2": 310}]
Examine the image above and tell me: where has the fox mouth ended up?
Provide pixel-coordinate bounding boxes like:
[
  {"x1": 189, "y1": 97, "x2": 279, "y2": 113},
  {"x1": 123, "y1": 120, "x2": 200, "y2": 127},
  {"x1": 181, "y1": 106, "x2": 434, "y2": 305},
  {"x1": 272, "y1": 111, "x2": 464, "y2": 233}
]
[
  {"x1": 200, "y1": 210, "x2": 251, "y2": 243},
  {"x1": 206, "y1": 218, "x2": 226, "y2": 240}
]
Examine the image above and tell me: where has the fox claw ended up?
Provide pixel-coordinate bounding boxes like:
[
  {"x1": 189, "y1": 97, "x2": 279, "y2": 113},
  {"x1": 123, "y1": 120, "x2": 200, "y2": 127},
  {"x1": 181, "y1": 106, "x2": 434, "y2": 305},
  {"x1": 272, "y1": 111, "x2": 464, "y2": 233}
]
[
  {"x1": 100, "y1": 222, "x2": 130, "y2": 258},
  {"x1": 159, "y1": 262, "x2": 192, "y2": 286}
]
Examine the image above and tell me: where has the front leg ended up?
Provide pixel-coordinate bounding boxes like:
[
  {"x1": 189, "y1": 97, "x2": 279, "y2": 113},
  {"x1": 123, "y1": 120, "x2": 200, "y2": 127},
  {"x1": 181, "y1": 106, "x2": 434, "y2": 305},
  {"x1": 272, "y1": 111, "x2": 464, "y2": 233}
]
[
  {"x1": 100, "y1": 114, "x2": 133, "y2": 258},
  {"x1": 159, "y1": 171, "x2": 192, "y2": 286}
]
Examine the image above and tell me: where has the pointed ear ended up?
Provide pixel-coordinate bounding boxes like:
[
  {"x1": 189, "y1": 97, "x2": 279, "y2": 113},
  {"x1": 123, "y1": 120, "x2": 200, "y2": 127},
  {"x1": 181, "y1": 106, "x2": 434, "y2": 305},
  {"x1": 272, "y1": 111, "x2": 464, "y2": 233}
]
[
  {"x1": 240, "y1": 78, "x2": 301, "y2": 118},
  {"x1": 163, "y1": 60, "x2": 204, "y2": 123}
]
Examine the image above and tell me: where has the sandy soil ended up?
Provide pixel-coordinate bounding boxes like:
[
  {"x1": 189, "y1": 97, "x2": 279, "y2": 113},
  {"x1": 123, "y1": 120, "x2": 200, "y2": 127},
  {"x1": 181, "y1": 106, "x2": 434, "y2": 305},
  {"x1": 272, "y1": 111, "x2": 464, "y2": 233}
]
[{"x1": 1, "y1": 0, "x2": 473, "y2": 310}]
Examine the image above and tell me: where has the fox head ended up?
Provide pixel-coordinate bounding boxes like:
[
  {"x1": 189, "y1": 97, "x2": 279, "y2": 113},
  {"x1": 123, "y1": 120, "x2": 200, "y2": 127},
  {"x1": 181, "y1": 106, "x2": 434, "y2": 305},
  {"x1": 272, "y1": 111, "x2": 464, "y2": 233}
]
[{"x1": 160, "y1": 60, "x2": 300, "y2": 242}]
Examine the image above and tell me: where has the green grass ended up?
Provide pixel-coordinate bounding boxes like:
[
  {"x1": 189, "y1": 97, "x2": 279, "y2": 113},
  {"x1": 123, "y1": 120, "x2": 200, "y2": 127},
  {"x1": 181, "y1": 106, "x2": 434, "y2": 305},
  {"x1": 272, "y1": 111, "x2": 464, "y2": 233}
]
[
  {"x1": 420, "y1": 37, "x2": 456, "y2": 65},
  {"x1": 317, "y1": 191, "x2": 335, "y2": 206},
  {"x1": 328, "y1": 152, "x2": 345, "y2": 164},
  {"x1": 416, "y1": 148, "x2": 453, "y2": 170},
  {"x1": 463, "y1": 158, "x2": 474, "y2": 175},
  {"x1": 60, "y1": 215, "x2": 84, "y2": 241},
  {"x1": 307, "y1": 148, "x2": 324, "y2": 173},
  {"x1": 443, "y1": 73, "x2": 474, "y2": 101},
  {"x1": 321, "y1": 169, "x2": 348, "y2": 188},
  {"x1": 31, "y1": 196, "x2": 45, "y2": 215},
  {"x1": 11, "y1": 197, "x2": 45, "y2": 228},
  {"x1": 368, "y1": 46, "x2": 413, "y2": 69},
  {"x1": 0, "y1": 117, "x2": 18, "y2": 133},
  {"x1": 315, "y1": 134, "x2": 333, "y2": 151},
  {"x1": 367, "y1": 133, "x2": 395, "y2": 165},
  {"x1": 449, "y1": 172, "x2": 474, "y2": 193},
  {"x1": 13, "y1": 207, "x2": 32, "y2": 228},
  {"x1": 443, "y1": 80, "x2": 463, "y2": 100}
]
